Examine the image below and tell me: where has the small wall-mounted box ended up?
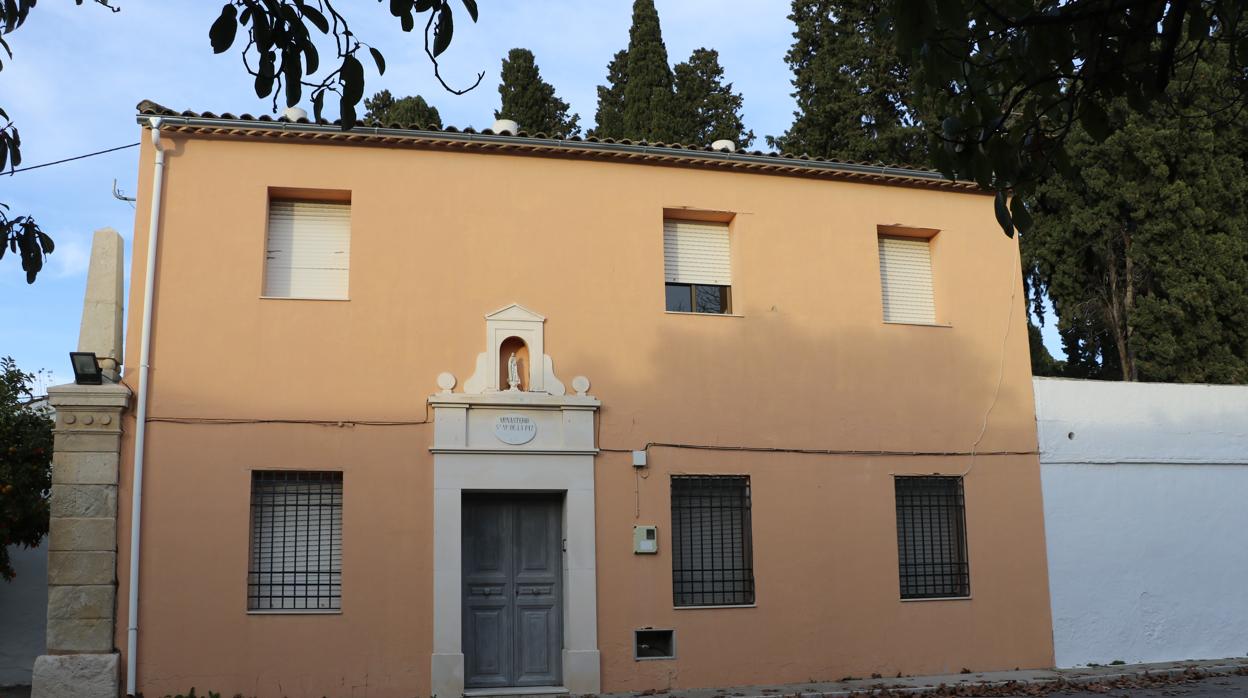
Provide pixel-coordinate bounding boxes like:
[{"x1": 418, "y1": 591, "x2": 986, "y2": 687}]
[
  {"x1": 632, "y1": 450, "x2": 647, "y2": 468},
  {"x1": 633, "y1": 524, "x2": 658, "y2": 554}
]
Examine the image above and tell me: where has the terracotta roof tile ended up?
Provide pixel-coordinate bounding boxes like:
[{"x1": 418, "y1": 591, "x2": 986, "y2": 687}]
[{"x1": 135, "y1": 100, "x2": 982, "y2": 193}]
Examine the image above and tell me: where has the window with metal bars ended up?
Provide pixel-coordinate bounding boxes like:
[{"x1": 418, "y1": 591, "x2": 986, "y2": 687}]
[
  {"x1": 670, "y1": 475, "x2": 755, "y2": 607},
  {"x1": 248, "y1": 471, "x2": 343, "y2": 611},
  {"x1": 894, "y1": 476, "x2": 970, "y2": 599}
]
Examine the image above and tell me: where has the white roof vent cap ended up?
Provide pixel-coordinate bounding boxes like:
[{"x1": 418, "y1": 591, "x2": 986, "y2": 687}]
[
  {"x1": 283, "y1": 106, "x2": 308, "y2": 122},
  {"x1": 711, "y1": 139, "x2": 736, "y2": 153},
  {"x1": 491, "y1": 118, "x2": 519, "y2": 135}
]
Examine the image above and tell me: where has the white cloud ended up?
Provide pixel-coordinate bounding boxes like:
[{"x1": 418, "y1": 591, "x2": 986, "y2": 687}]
[{"x1": 49, "y1": 232, "x2": 91, "y2": 279}]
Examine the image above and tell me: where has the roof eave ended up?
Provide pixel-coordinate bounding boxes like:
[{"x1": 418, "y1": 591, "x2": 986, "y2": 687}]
[{"x1": 134, "y1": 112, "x2": 985, "y2": 194}]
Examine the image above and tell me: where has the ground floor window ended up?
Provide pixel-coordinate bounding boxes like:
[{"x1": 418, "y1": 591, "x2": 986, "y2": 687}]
[
  {"x1": 248, "y1": 470, "x2": 343, "y2": 611},
  {"x1": 671, "y1": 475, "x2": 755, "y2": 607},
  {"x1": 894, "y1": 475, "x2": 969, "y2": 599}
]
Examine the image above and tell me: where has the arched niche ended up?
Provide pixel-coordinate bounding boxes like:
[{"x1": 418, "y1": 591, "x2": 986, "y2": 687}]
[
  {"x1": 460, "y1": 304, "x2": 565, "y2": 395},
  {"x1": 498, "y1": 336, "x2": 531, "y2": 391}
]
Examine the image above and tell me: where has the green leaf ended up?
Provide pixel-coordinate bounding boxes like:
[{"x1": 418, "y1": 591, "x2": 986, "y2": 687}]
[
  {"x1": 399, "y1": 10, "x2": 414, "y2": 32},
  {"x1": 303, "y1": 39, "x2": 319, "y2": 73},
  {"x1": 301, "y1": 4, "x2": 329, "y2": 33},
  {"x1": 994, "y1": 190, "x2": 1014, "y2": 237},
  {"x1": 36, "y1": 230, "x2": 54, "y2": 255},
  {"x1": 283, "y1": 51, "x2": 302, "y2": 107},
  {"x1": 1009, "y1": 194, "x2": 1033, "y2": 234},
  {"x1": 340, "y1": 54, "x2": 364, "y2": 106},
  {"x1": 312, "y1": 90, "x2": 325, "y2": 122},
  {"x1": 369, "y1": 46, "x2": 386, "y2": 76},
  {"x1": 254, "y1": 53, "x2": 275, "y2": 98},
  {"x1": 432, "y1": 4, "x2": 453, "y2": 57},
  {"x1": 461, "y1": 0, "x2": 477, "y2": 22},
  {"x1": 390, "y1": 0, "x2": 413, "y2": 16},
  {"x1": 340, "y1": 100, "x2": 357, "y2": 131},
  {"x1": 209, "y1": 3, "x2": 238, "y2": 54}
]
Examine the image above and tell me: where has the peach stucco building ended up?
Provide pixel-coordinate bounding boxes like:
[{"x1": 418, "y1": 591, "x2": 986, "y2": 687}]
[{"x1": 110, "y1": 101, "x2": 1053, "y2": 698}]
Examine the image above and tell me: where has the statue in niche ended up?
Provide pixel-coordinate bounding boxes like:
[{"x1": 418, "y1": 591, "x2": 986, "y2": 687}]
[{"x1": 507, "y1": 352, "x2": 521, "y2": 391}]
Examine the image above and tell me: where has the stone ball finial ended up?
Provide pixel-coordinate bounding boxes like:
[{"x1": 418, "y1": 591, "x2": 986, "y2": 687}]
[
  {"x1": 571, "y1": 375, "x2": 590, "y2": 396},
  {"x1": 436, "y1": 372, "x2": 457, "y2": 394}
]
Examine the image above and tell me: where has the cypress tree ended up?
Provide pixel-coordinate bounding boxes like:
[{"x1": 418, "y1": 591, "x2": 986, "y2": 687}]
[
  {"x1": 1026, "y1": 50, "x2": 1248, "y2": 383},
  {"x1": 672, "y1": 48, "x2": 754, "y2": 147},
  {"x1": 620, "y1": 0, "x2": 677, "y2": 142},
  {"x1": 590, "y1": 50, "x2": 628, "y2": 139},
  {"x1": 363, "y1": 89, "x2": 443, "y2": 128},
  {"x1": 769, "y1": 0, "x2": 924, "y2": 164},
  {"x1": 496, "y1": 48, "x2": 581, "y2": 138}
]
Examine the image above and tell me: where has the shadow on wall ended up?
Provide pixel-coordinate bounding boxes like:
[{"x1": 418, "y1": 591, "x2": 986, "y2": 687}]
[
  {"x1": 0, "y1": 543, "x2": 47, "y2": 687},
  {"x1": 574, "y1": 311, "x2": 1032, "y2": 456}
]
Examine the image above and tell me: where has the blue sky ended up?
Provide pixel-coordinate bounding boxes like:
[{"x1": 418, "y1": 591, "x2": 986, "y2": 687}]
[{"x1": 0, "y1": 1, "x2": 1059, "y2": 388}]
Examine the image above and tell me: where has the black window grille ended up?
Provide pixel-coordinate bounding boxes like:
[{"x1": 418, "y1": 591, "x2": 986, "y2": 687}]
[
  {"x1": 895, "y1": 476, "x2": 969, "y2": 599},
  {"x1": 248, "y1": 470, "x2": 343, "y2": 611},
  {"x1": 671, "y1": 475, "x2": 755, "y2": 607}
]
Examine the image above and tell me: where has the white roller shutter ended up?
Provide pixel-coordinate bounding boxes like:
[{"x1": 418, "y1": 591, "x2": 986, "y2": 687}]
[
  {"x1": 664, "y1": 220, "x2": 732, "y2": 286},
  {"x1": 878, "y1": 236, "x2": 936, "y2": 324},
  {"x1": 264, "y1": 201, "x2": 351, "y2": 299}
]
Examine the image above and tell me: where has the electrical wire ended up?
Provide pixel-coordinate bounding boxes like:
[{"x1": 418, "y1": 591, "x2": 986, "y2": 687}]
[
  {"x1": 958, "y1": 233, "x2": 1022, "y2": 477},
  {"x1": 5, "y1": 142, "x2": 140, "y2": 175}
]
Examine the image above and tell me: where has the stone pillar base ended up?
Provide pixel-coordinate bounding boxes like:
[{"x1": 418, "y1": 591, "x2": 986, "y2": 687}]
[
  {"x1": 32, "y1": 653, "x2": 119, "y2": 698},
  {"x1": 563, "y1": 649, "x2": 601, "y2": 694},
  {"x1": 431, "y1": 652, "x2": 465, "y2": 698}
]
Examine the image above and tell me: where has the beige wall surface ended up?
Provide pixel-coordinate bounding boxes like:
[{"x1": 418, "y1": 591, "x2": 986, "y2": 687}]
[{"x1": 115, "y1": 134, "x2": 1050, "y2": 697}]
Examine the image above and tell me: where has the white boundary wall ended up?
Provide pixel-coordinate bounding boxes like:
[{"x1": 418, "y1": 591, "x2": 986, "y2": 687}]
[{"x1": 1035, "y1": 378, "x2": 1248, "y2": 668}]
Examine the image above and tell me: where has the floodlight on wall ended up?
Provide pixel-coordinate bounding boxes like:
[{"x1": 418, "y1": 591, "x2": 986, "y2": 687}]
[{"x1": 69, "y1": 352, "x2": 103, "y2": 385}]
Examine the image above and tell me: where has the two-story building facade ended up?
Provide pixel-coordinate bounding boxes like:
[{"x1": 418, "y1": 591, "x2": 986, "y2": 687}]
[{"x1": 111, "y1": 100, "x2": 1053, "y2": 698}]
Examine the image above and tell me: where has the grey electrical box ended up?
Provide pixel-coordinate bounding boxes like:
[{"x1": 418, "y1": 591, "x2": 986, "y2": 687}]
[{"x1": 633, "y1": 524, "x2": 658, "y2": 554}]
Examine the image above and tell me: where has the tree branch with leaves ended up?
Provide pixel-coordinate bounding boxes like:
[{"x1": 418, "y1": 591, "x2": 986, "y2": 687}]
[{"x1": 1, "y1": 0, "x2": 481, "y2": 283}]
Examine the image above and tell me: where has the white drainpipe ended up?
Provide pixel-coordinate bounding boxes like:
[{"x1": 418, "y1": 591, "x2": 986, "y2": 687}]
[{"x1": 126, "y1": 116, "x2": 165, "y2": 697}]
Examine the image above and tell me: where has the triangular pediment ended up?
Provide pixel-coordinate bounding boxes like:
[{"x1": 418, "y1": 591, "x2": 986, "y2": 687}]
[{"x1": 484, "y1": 303, "x2": 546, "y2": 323}]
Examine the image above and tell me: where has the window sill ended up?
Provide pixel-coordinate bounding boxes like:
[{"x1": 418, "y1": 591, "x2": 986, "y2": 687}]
[
  {"x1": 664, "y1": 311, "x2": 744, "y2": 318},
  {"x1": 247, "y1": 609, "x2": 342, "y2": 615},
  {"x1": 900, "y1": 595, "x2": 971, "y2": 602},
  {"x1": 259, "y1": 296, "x2": 350, "y2": 302},
  {"x1": 673, "y1": 603, "x2": 756, "y2": 610},
  {"x1": 884, "y1": 320, "x2": 951, "y2": 328}
]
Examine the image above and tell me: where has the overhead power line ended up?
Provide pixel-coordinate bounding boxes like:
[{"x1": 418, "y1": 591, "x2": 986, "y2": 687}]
[{"x1": 5, "y1": 142, "x2": 140, "y2": 175}]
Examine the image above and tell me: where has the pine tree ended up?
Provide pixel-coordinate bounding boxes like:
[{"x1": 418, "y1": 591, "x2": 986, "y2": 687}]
[
  {"x1": 1025, "y1": 51, "x2": 1248, "y2": 383},
  {"x1": 672, "y1": 48, "x2": 754, "y2": 147},
  {"x1": 620, "y1": 0, "x2": 677, "y2": 142},
  {"x1": 496, "y1": 48, "x2": 581, "y2": 138},
  {"x1": 769, "y1": 0, "x2": 925, "y2": 164},
  {"x1": 590, "y1": 50, "x2": 628, "y2": 139},
  {"x1": 363, "y1": 90, "x2": 443, "y2": 128}
]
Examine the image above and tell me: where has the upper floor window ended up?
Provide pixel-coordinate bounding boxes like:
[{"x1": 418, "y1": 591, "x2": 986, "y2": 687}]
[
  {"x1": 878, "y1": 234, "x2": 935, "y2": 324},
  {"x1": 664, "y1": 219, "x2": 732, "y2": 314},
  {"x1": 264, "y1": 200, "x2": 351, "y2": 300}
]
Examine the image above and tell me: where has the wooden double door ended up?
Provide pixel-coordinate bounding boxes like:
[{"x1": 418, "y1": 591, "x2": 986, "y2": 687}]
[{"x1": 462, "y1": 494, "x2": 563, "y2": 688}]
